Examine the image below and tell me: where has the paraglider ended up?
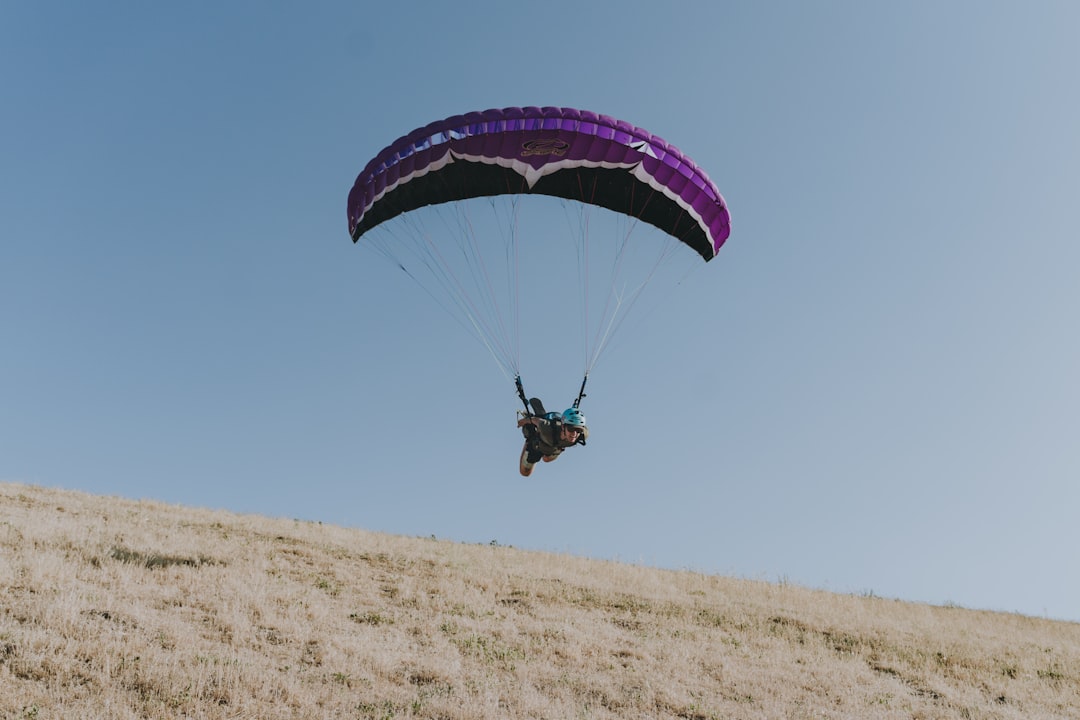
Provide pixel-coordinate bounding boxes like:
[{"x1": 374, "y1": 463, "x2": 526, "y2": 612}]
[
  {"x1": 516, "y1": 398, "x2": 588, "y2": 477},
  {"x1": 346, "y1": 106, "x2": 730, "y2": 474}
]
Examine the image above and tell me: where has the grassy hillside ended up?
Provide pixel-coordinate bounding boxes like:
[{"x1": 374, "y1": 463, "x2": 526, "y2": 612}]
[{"x1": 1, "y1": 482, "x2": 1077, "y2": 719}]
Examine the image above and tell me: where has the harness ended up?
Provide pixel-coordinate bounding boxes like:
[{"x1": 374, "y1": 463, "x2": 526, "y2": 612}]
[{"x1": 522, "y1": 413, "x2": 560, "y2": 459}]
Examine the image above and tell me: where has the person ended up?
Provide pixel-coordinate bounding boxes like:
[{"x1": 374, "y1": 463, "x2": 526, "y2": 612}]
[{"x1": 517, "y1": 404, "x2": 588, "y2": 477}]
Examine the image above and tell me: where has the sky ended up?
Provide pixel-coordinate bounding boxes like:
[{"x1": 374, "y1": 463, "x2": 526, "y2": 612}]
[{"x1": 3, "y1": 2, "x2": 1078, "y2": 622}]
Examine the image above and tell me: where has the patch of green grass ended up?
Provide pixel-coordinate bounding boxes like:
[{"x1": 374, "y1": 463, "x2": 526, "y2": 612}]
[
  {"x1": 350, "y1": 611, "x2": 391, "y2": 625},
  {"x1": 109, "y1": 546, "x2": 222, "y2": 569}
]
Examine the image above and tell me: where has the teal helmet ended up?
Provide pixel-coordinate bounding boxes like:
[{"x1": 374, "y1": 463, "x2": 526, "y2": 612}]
[{"x1": 561, "y1": 407, "x2": 586, "y2": 427}]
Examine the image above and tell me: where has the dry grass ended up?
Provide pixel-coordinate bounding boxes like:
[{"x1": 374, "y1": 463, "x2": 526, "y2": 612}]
[{"x1": 1, "y1": 482, "x2": 1077, "y2": 719}]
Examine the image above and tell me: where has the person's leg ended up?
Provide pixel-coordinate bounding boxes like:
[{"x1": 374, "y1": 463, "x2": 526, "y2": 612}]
[{"x1": 519, "y1": 443, "x2": 535, "y2": 476}]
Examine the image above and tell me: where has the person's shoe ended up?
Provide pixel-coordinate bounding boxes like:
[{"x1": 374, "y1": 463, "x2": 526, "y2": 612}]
[{"x1": 519, "y1": 446, "x2": 535, "y2": 477}]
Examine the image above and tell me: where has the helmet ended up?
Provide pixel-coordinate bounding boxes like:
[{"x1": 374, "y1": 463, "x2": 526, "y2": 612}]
[{"x1": 561, "y1": 407, "x2": 586, "y2": 427}]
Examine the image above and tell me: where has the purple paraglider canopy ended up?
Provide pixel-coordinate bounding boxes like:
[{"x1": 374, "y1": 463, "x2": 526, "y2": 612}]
[{"x1": 347, "y1": 106, "x2": 731, "y2": 261}]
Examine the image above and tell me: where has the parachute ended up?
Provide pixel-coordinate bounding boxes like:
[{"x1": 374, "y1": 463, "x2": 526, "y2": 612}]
[
  {"x1": 349, "y1": 106, "x2": 729, "y2": 259},
  {"x1": 346, "y1": 106, "x2": 731, "y2": 407}
]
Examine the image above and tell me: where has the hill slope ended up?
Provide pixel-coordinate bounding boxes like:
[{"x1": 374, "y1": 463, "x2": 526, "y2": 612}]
[{"x1": 1, "y1": 482, "x2": 1077, "y2": 719}]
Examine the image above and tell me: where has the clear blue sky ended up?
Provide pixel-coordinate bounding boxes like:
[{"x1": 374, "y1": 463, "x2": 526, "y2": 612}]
[{"x1": 3, "y1": 2, "x2": 1078, "y2": 622}]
